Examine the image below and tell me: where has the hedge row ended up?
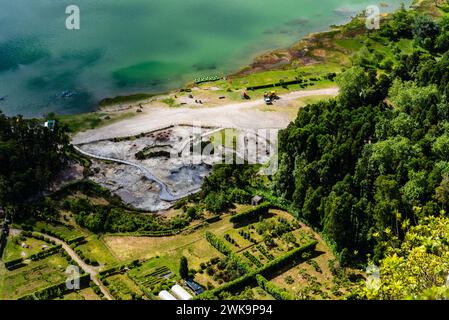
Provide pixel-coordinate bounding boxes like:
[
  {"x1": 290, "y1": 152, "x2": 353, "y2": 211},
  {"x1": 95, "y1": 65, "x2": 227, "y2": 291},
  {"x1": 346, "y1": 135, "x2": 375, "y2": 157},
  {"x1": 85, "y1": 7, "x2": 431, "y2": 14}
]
[
  {"x1": 195, "y1": 274, "x2": 256, "y2": 299},
  {"x1": 34, "y1": 226, "x2": 85, "y2": 245},
  {"x1": 205, "y1": 216, "x2": 221, "y2": 223},
  {"x1": 4, "y1": 257, "x2": 24, "y2": 269},
  {"x1": 204, "y1": 232, "x2": 251, "y2": 273},
  {"x1": 256, "y1": 274, "x2": 293, "y2": 300},
  {"x1": 25, "y1": 231, "x2": 54, "y2": 244},
  {"x1": 74, "y1": 248, "x2": 99, "y2": 267},
  {"x1": 243, "y1": 251, "x2": 263, "y2": 268},
  {"x1": 229, "y1": 202, "x2": 271, "y2": 224},
  {"x1": 205, "y1": 231, "x2": 233, "y2": 255},
  {"x1": 18, "y1": 274, "x2": 91, "y2": 300},
  {"x1": 257, "y1": 240, "x2": 318, "y2": 276},
  {"x1": 4, "y1": 245, "x2": 63, "y2": 270},
  {"x1": 67, "y1": 235, "x2": 86, "y2": 245},
  {"x1": 246, "y1": 74, "x2": 335, "y2": 91},
  {"x1": 29, "y1": 245, "x2": 62, "y2": 261},
  {"x1": 98, "y1": 259, "x2": 142, "y2": 279},
  {"x1": 109, "y1": 228, "x2": 185, "y2": 238}
]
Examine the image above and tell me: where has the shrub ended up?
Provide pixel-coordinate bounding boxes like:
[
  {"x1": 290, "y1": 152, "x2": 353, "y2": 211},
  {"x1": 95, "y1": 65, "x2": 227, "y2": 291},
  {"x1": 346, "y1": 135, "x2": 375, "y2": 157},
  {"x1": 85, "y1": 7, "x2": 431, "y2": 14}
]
[
  {"x1": 256, "y1": 275, "x2": 293, "y2": 300},
  {"x1": 230, "y1": 202, "x2": 271, "y2": 224}
]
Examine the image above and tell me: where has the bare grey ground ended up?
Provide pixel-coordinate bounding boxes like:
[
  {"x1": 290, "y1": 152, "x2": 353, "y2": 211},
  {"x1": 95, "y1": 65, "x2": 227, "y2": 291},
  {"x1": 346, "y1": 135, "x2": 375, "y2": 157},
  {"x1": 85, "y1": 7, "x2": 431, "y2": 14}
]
[{"x1": 79, "y1": 126, "x2": 274, "y2": 211}]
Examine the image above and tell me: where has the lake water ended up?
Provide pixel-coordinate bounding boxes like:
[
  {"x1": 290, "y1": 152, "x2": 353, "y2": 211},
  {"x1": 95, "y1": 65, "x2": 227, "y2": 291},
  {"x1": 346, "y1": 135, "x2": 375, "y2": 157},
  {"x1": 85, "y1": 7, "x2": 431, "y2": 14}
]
[{"x1": 0, "y1": 0, "x2": 410, "y2": 117}]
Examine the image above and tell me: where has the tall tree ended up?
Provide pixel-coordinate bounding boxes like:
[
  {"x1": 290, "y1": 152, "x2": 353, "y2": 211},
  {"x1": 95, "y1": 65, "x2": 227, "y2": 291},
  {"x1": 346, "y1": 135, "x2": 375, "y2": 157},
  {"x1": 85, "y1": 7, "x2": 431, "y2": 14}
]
[{"x1": 179, "y1": 256, "x2": 189, "y2": 279}]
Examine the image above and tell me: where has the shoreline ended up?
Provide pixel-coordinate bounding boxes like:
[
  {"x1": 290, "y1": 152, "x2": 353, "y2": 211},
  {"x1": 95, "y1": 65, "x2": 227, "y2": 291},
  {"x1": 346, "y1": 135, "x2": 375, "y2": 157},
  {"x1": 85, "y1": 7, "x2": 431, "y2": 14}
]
[
  {"x1": 54, "y1": 0, "x2": 426, "y2": 138},
  {"x1": 90, "y1": 0, "x2": 415, "y2": 112},
  {"x1": 72, "y1": 87, "x2": 339, "y2": 145}
]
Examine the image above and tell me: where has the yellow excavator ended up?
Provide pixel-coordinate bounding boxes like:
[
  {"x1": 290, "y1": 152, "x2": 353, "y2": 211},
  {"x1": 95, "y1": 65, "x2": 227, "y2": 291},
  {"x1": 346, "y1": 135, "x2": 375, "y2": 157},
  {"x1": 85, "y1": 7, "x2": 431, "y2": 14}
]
[{"x1": 264, "y1": 91, "x2": 278, "y2": 105}]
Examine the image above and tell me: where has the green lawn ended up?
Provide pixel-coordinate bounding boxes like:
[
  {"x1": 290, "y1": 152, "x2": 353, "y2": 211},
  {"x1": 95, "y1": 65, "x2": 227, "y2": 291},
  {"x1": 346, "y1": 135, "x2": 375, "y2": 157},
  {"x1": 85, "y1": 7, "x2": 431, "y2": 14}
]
[
  {"x1": 102, "y1": 214, "x2": 235, "y2": 263},
  {"x1": 226, "y1": 63, "x2": 340, "y2": 90},
  {"x1": 2, "y1": 234, "x2": 50, "y2": 261}
]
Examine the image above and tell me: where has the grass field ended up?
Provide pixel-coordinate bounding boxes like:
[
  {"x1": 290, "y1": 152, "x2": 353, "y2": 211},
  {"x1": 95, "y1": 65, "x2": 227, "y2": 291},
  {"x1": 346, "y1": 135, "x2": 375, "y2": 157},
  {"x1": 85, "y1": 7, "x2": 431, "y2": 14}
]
[
  {"x1": 0, "y1": 253, "x2": 70, "y2": 300},
  {"x1": 2, "y1": 234, "x2": 50, "y2": 261},
  {"x1": 102, "y1": 214, "x2": 234, "y2": 264},
  {"x1": 74, "y1": 235, "x2": 118, "y2": 267},
  {"x1": 57, "y1": 111, "x2": 136, "y2": 134}
]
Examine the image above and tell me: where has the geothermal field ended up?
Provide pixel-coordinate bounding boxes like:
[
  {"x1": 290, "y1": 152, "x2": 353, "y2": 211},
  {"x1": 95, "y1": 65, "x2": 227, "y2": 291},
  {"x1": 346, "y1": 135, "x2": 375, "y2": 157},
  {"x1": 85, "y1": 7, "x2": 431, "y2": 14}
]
[{"x1": 76, "y1": 125, "x2": 277, "y2": 211}]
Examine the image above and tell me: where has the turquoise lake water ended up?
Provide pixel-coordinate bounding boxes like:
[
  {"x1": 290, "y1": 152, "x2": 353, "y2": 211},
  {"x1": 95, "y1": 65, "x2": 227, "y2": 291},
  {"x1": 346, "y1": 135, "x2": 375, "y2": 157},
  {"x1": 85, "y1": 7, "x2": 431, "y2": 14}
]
[{"x1": 0, "y1": 0, "x2": 410, "y2": 117}]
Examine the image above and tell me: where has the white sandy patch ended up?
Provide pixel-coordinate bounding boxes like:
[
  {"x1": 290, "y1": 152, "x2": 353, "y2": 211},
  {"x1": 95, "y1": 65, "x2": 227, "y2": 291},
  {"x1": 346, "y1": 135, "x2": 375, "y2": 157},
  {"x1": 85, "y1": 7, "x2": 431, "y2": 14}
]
[{"x1": 72, "y1": 88, "x2": 338, "y2": 145}]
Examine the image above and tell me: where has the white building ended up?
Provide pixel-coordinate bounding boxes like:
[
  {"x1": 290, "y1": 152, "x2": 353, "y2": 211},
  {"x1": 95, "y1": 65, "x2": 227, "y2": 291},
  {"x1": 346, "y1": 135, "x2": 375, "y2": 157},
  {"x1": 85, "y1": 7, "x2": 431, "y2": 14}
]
[
  {"x1": 171, "y1": 284, "x2": 193, "y2": 300},
  {"x1": 158, "y1": 290, "x2": 177, "y2": 301}
]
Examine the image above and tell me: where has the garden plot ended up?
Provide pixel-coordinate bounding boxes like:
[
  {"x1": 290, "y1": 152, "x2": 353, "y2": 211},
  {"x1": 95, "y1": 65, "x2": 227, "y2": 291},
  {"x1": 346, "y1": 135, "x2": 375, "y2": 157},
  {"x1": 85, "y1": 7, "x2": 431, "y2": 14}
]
[
  {"x1": 128, "y1": 263, "x2": 176, "y2": 296},
  {"x1": 236, "y1": 222, "x2": 312, "y2": 270},
  {"x1": 103, "y1": 273, "x2": 146, "y2": 300},
  {"x1": 267, "y1": 223, "x2": 354, "y2": 300},
  {"x1": 0, "y1": 253, "x2": 71, "y2": 299}
]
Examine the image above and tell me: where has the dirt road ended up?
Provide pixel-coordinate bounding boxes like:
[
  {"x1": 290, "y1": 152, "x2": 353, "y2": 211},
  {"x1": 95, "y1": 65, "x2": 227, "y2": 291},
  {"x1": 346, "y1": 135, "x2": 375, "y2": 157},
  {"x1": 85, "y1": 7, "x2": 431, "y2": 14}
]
[
  {"x1": 72, "y1": 87, "x2": 338, "y2": 145},
  {"x1": 12, "y1": 229, "x2": 114, "y2": 300}
]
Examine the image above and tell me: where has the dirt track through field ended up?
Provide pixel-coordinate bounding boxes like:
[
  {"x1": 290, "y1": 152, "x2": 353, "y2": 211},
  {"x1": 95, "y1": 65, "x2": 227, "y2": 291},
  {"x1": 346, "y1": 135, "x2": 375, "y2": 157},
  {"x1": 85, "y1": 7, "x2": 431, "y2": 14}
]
[{"x1": 11, "y1": 229, "x2": 114, "y2": 300}]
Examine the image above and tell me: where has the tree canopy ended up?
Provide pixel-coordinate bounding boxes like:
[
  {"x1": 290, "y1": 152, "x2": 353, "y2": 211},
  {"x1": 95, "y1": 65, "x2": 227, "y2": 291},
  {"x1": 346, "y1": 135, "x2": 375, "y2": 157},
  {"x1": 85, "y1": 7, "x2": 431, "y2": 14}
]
[{"x1": 272, "y1": 9, "x2": 449, "y2": 269}]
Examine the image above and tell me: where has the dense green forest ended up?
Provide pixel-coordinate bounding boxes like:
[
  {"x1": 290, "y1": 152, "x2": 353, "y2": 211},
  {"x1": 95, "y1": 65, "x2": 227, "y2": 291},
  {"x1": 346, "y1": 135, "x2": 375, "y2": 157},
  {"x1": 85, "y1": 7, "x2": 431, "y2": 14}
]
[
  {"x1": 273, "y1": 7, "x2": 449, "y2": 268},
  {"x1": 0, "y1": 114, "x2": 70, "y2": 206}
]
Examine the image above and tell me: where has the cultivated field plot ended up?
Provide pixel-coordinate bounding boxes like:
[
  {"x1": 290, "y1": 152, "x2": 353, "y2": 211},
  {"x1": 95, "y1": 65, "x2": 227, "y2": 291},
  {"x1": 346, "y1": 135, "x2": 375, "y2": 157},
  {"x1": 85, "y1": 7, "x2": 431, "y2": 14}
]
[
  {"x1": 195, "y1": 209, "x2": 318, "y2": 290},
  {"x1": 103, "y1": 273, "x2": 146, "y2": 300},
  {"x1": 127, "y1": 261, "x2": 177, "y2": 297},
  {"x1": 268, "y1": 224, "x2": 354, "y2": 300},
  {"x1": 0, "y1": 253, "x2": 71, "y2": 299},
  {"x1": 96, "y1": 207, "x2": 345, "y2": 300},
  {"x1": 218, "y1": 209, "x2": 310, "y2": 269}
]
